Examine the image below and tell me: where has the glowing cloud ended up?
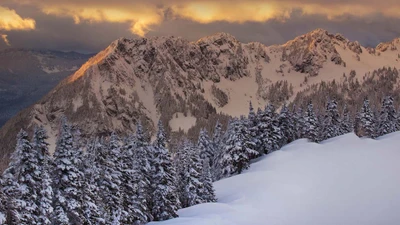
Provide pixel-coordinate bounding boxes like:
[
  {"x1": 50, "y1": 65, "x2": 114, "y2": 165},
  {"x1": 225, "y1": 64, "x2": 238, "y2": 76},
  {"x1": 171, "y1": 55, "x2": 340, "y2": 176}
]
[
  {"x1": 7, "y1": 0, "x2": 400, "y2": 36},
  {"x1": 1, "y1": 34, "x2": 11, "y2": 46},
  {"x1": 0, "y1": 6, "x2": 35, "y2": 31}
]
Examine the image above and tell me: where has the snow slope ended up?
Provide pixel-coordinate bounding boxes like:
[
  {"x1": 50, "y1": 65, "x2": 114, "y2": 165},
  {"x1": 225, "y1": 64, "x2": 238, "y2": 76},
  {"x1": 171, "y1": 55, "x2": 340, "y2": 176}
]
[{"x1": 151, "y1": 132, "x2": 400, "y2": 225}]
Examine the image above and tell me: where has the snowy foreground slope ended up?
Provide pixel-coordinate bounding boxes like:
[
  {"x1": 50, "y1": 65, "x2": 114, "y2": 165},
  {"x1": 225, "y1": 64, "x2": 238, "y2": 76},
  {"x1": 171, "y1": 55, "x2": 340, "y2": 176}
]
[{"x1": 151, "y1": 133, "x2": 400, "y2": 225}]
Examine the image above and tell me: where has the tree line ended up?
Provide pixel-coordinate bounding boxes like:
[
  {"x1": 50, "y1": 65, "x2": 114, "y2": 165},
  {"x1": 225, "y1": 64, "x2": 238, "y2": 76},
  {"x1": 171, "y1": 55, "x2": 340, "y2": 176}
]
[{"x1": 0, "y1": 95, "x2": 398, "y2": 224}]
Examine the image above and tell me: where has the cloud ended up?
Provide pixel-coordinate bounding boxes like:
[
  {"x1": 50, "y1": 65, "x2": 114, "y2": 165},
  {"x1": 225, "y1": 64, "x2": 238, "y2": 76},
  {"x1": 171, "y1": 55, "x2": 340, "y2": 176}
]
[
  {"x1": 9, "y1": 0, "x2": 400, "y2": 37},
  {"x1": 0, "y1": 5, "x2": 35, "y2": 31},
  {"x1": 1, "y1": 34, "x2": 11, "y2": 46}
]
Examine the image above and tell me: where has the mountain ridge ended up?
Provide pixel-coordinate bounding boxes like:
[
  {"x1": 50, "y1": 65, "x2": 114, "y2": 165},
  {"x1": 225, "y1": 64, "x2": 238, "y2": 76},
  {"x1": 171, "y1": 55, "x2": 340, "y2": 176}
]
[{"x1": 0, "y1": 28, "x2": 399, "y2": 171}]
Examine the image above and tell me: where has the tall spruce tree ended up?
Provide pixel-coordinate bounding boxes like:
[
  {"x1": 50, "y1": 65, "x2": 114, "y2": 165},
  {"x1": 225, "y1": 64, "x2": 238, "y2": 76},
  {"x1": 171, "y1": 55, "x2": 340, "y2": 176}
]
[
  {"x1": 198, "y1": 129, "x2": 214, "y2": 166},
  {"x1": 151, "y1": 121, "x2": 180, "y2": 221},
  {"x1": 221, "y1": 118, "x2": 258, "y2": 176},
  {"x1": 32, "y1": 126, "x2": 53, "y2": 225},
  {"x1": 278, "y1": 104, "x2": 295, "y2": 146},
  {"x1": 293, "y1": 106, "x2": 305, "y2": 140},
  {"x1": 211, "y1": 121, "x2": 224, "y2": 181},
  {"x1": 200, "y1": 159, "x2": 217, "y2": 203},
  {"x1": 377, "y1": 96, "x2": 397, "y2": 136},
  {"x1": 52, "y1": 119, "x2": 85, "y2": 225},
  {"x1": 302, "y1": 102, "x2": 320, "y2": 142},
  {"x1": 258, "y1": 104, "x2": 282, "y2": 154},
  {"x1": 247, "y1": 102, "x2": 262, "y2": 155},
  {"x1": 340, "y1": 104, "x2": 353, "y2": 134},
  {"x1": 357, "y1": 99, "x2": 376, "y2": 138},
  {"x1": 321, "y1": 100, "x2": 341, "y2": 140},
  {"x1": 99, "y1": 133, "x2": 123, "y2": 224}
]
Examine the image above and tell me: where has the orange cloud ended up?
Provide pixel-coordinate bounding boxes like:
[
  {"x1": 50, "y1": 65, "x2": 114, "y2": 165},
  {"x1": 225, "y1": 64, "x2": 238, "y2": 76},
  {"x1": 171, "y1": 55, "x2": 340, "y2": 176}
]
[
  {"x1": 7, "y1": 0, "x2": 400, "y2": 36},
  {"x1": 1, "y1": 34, "x2": 11, "y2": 46},
  {"x1": 0, "y1": 6, "x2": 35, "y2": 31}
]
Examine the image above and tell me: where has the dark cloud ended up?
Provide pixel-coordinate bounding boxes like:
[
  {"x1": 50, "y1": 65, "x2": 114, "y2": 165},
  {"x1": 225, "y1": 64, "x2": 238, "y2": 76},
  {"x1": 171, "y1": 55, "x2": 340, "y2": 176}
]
[{"x1": 0, "y1": 1, "x2": 400, "y2": 52}]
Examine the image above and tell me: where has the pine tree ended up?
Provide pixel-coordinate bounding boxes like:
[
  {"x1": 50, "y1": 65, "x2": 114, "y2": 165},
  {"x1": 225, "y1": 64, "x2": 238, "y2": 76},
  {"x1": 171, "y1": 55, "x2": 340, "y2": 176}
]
[
  {"x1": 278, "y1": 104, "x2": 295, "y2": 146},
  {"x1": 357, "y1": 99, "x2": 376, "y2": 138},
  {"x1": 340, "y1": 104, "x2": 353, "y2": 134},
  {"x1": 132, "y1": 122, "x2": 153, "y2": 222},
  {"x1": 0, "y1": 185, "x2": 6, "y2": 224},
  {"x1": 293, "y1": 106, "x2": 305, "y2": 139},
  {"x1": 247, "y1": 102, "x2": 262, "y2": 155},
  {"x1": 221, "y1": 119, "x2": 258, "y2": 176},
  {"x1": 302, "y1": 102, "x2": 320, "y2": 142},
  {"x1": 99, "y1": 132, "x2": 123, "y2": 224},
  {"x1": 377, "y1": 96, "x2": 397, "y2": 136},
  {"x1": 211, "y1": 121, "x2": 224, "y2": 181},
  {"x1": 176, "y1": 140, "x2": 203, "y2": 208},
  {"x1": 151, "y1": 121, "x2": 180, "y2": 221},
  {"x1": 52, "y1": 119, "x2": 84, "y2": 225},
  {"x1": 81, "y1": 138, "x2": 105, "y2": 225},
  {"x1": 32, "y1": 126, "x2": 53, "y2": 225},
  {"x1": 258, "y1": 104, "x2": 282, "y2": 154},
  {"x1": 197, "y1": 129, "x2": 214, "y2": 166},
  {"x1": 200, "y1": 159, "x2": 217, "y2": 203},
  {"x1": 321, "y1": 100, "x2": 341, "y2": 140},
  {"x1": 6, "y1": 130, "x2": 40, "y2": 224}
]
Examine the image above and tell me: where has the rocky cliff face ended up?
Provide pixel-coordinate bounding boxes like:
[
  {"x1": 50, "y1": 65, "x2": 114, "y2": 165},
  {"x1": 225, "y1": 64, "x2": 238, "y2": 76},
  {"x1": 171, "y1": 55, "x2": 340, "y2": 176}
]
[{"x1": 0, "y1": 29, "x2": 399, "y2": 171}]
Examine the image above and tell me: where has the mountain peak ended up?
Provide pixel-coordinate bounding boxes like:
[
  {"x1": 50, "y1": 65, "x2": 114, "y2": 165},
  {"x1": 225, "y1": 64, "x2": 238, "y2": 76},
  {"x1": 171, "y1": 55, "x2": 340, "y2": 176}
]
[{"x1": 196, "y1": 32, "x2": 240, "y2": 45}]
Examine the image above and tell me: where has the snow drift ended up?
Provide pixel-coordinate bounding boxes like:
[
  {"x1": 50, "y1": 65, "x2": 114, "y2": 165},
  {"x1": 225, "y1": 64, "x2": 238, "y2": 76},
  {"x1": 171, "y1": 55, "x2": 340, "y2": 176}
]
[{"x1": 151, "y1": 132, "x2": 400, "y2": 225}]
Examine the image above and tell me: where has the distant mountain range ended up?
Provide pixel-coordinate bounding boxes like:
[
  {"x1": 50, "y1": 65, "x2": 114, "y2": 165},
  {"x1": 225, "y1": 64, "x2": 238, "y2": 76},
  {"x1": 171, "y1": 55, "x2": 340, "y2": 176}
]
[
  {"x1": 0, "y1": 28, "x2": 400, "y2": 171},
  {"x1": 0, "y1": 48, "x2": 92, "y2": 127}
]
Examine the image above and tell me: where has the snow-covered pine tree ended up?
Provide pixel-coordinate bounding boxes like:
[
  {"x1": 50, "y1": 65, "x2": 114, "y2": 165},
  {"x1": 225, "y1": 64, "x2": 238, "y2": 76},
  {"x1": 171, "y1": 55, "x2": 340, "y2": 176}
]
[
  {"x1": 132, "y1": 122, "x2": 153, "y2": 222},
  {"x1": 321, "y1": 100, "x2": 341, "y2": 141},
  {"x1": 0, "y1": 184, "x2": 6, "y2": 224},
  {"x1": 278, "y1": 104, "x2": 295, "y2": 146},
  {"x1": 340, "y1": 104, "x2": 353, "y2": 134},
  {"x1": 8, "y1": 129, "x2": 40, "y2": 224},
  {"x1": 151, "y1": 120, "x2": 180, "y2": 221},
  {"x1": 176, "y1": 140, "x2": 203, "y2": 208},
  {"x1": 1, "y1": 130, "x2": 32, "y2": 224},
  {"x1": 357, "y1": 99, "x2": 376, "y2": 138},
  {"x1": 81, "y1": 138, "x2": 105, "y2": 225},
  {"x1": 52, "y1": 119, "x2": 85, "y2": 225},
  {"x1": 197, "y1": 128, "x2": 214, "y2": 166},
  {"x1": 200, "y1": 159, "x2": 217, "y2": 203},
  {"x1": 293, "y1": 106, "x2": 305, "y2": 140},
  {"x1": 211, "y1": 121, "x2": 224, "y2": 181},
  {"x1": 99, "y1": 132, "x2": 123, "y2": 224},
  {"x1": 258, "y1": 104, "x2": 282, "y2": 154},
  {"x1": 247, "y1": 101, "x2": 262, "y2": 155},
  {"x1": 377, "y1": 96, "x2": 397, "y2": 136},
  {"x1": 32, "y1": 126, "x2": 53, "y2": 225},
  {"x1": 302, "y1": 102, "x2": 320, "y2": 142},
  {"x1": 221, "y1": 118, "x2": 258, "y2": 176}
]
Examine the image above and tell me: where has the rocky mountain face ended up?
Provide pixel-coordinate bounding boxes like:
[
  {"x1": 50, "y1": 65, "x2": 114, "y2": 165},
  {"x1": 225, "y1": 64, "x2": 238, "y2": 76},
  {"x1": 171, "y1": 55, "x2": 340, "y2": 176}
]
[
  {"x1": 0, "y1": 29, "x2": 400, "y2": 171},
  {"x1": 0, "y1": 49, "x2": 92, "y2": 127}
]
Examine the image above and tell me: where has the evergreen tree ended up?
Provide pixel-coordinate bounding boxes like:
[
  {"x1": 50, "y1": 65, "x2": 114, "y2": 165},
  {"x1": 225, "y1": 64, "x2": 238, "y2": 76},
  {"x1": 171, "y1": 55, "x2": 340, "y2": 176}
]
[
  {"x1": 197, "y1": 129, "x2": 214, "y2": 166},
  {"x1": 176, "y1": 140, "x2": 203, "y2": 208},
  {"x1": 200, "y1": 159, "x2": 217, "y2": 203},
  {"x1": 52, "y1": 119, "x2": 84, "y2": 225},
  {"x1": 0, "y1": 185, "x2": 6, "y2": 224},
  {"x1": 81, "y1": 138, "x2": 105, "y2": 225},
  {"x1": 151, "y1": 121, "x2": 180, "y2": 221},
  {"x1": 293, "y1": 106, "x2": 305, "y2": 139},
  {"x1": 211, "y1": 121, "x2": 224, "y2": 181},
  {"x1": 377, "y1": 96, "x2": 397, "y2": 136},
  {"x1": 32, "y1": 126, "x2": 53, "y2": 225},
  {"x1": 321, "y1": 100, "x2": 341, "y2": 140},
  {"x1": 221, "y1": 119, "x2": 258, "y2": 176},
  {"x1": 247, "y1": 102, "x2": 262, "y2": 155},
  {"x1": 278, "y1": 104, "x2": 295, "y2": 146},
  {"x1": 132, "y1": 122, "x2": 153, "y2": 222},
  {"x1": 357, "y1": 99, "x2": 376, "y2": 138},
  {"x1": 340, "y1": 104, "x2": 353, "y2": 134},
  {"x1": 99, "y1": 133, "x2": 123, "y2": 224},
  {"x1": 302, "y1": 102, "x2": 320, "y2": 142},
  {"x1": 258, "y1": 104, "x2": 282, "y2": 154}
]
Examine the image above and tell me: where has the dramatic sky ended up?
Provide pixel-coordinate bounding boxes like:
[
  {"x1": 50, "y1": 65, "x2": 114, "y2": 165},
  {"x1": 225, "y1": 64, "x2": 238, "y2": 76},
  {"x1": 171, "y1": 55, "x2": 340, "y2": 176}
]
[{"x1": 1, "y1": 0, "x2": 400, "y2": 53}]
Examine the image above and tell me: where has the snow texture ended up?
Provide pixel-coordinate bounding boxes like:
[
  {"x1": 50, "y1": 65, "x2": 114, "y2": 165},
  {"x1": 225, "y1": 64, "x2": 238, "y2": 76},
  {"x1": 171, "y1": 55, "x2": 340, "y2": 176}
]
[{"x1": 151, "y1": 132, "x2": 400, "y2": 225}]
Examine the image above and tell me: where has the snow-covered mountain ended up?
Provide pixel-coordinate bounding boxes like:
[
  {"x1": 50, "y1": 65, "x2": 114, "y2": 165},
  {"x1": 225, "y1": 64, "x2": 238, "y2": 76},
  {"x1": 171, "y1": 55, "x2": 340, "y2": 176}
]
[
  {"x1": 0, "y1": 49, "x2": 92, "y2": 127},
  {"x1": 0, "y1": 29, "x2": 400, "y2": 170},
  {"x1": 150, "y1": 133, "x2": 400, "y2": 225}
]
